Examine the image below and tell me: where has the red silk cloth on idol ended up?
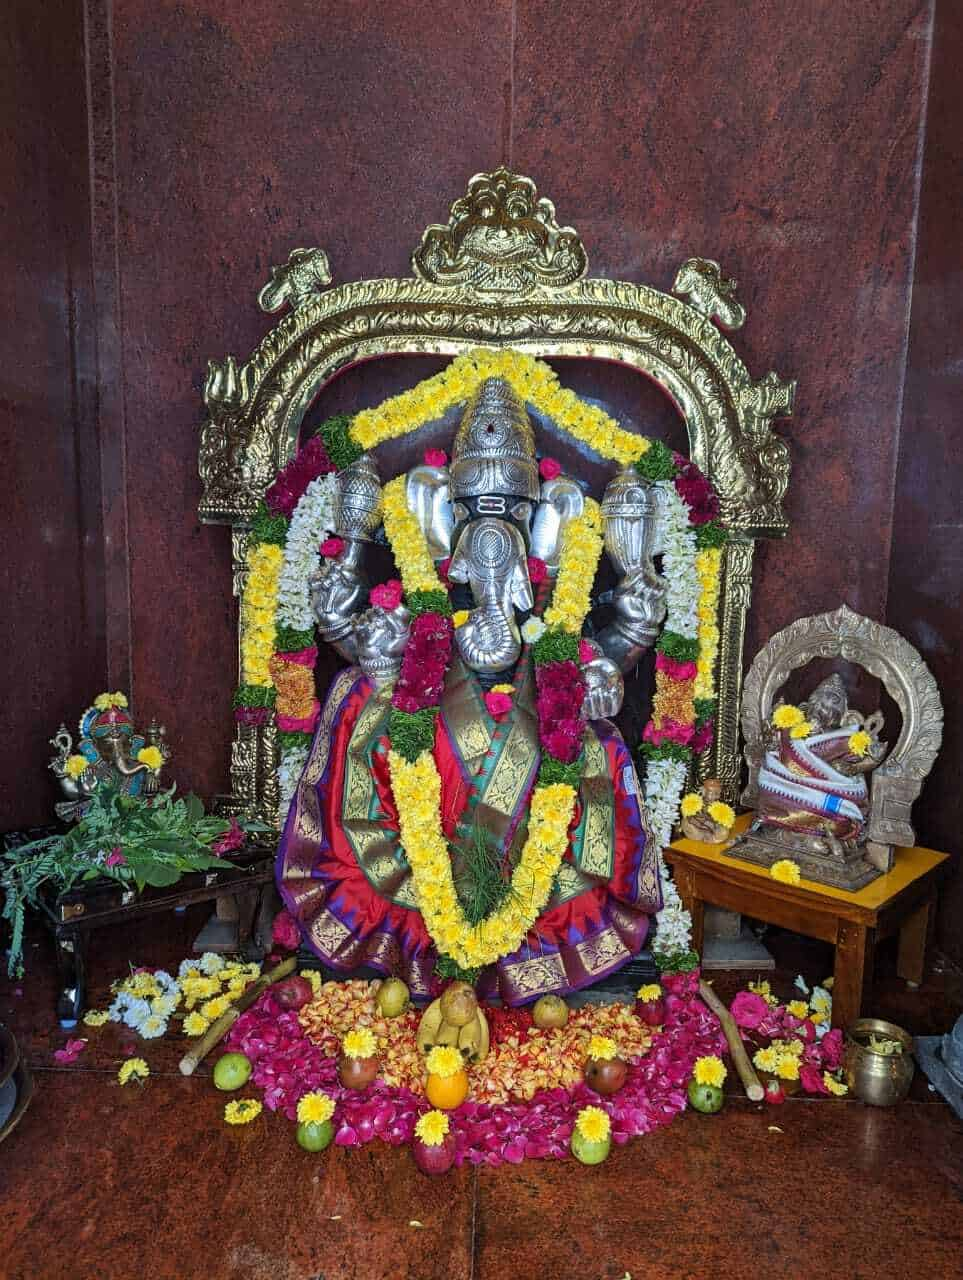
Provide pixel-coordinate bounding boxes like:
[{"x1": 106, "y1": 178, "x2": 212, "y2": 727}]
[{"x1": 276, "y1": 671, "x2": 660, "y2": 1004}]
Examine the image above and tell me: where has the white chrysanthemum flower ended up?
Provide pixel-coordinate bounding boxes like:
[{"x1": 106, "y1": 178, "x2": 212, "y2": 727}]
[
  {"x1": 276, "y1": 474, "x2": 339, "y2": 632},
  {"x1": 107, "y1": 996, "x2": 128, "y2": 1023},
  {"x1": 656, "y1": 481, "x2": 700, "y2": 640},
  {"x1": 138, "y1": 1013, "x2": 168, "y2": 1040},
  {"x1": 153, "y1": 969, "x2": 177, "y2": 992},
  {"x1": 151, "y1": 993, "x2": 180, "y2": 1019},
  {"x1": 121, "y1": 997, "x2": 151, "y2": 1030},
  {"x1": 178, "y1": 958, "x2": 201, "y2": 979},
  {"x1": 521, "y1": 616, "x2": 547, "y2": 642},
  {"x1": 199, "y1": 952, "x2": 225, "y2": 976},
  {"x1": 278, "y1": 742, "x2": 311, "y2": 826}
]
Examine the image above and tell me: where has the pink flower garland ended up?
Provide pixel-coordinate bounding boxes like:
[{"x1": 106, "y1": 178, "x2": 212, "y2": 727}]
[
  {"x1": 535, "y1": 660, "x2": 586, "y2": 764},
  {"x1": 265, "y1": 436, "x2": 335, "y2": 517},
  {"x1": 391, "y1": 612, "x2": 454, "y2": 714},
  {"x1": 225, "y1": 969, "x2": 725, "y2": 1167}
]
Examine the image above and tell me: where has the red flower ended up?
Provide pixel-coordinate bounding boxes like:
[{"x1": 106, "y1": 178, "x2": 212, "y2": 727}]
[
  {"x1": 211, "y1": 816, "x2": 245, "y2": 856},
  {"x1": 730, "y1": 991, "x2": 769, "y2": 1030},
  {"x1": 271, "y1": 910, "x2": 301, "y2": 952},
  {"x1": 527, "y1": 556, "x2": 548, "y2": 585},
  {"x1": 437, "y1": 558, "x2": 451, "y2": 587},
  {"x1": 764, "y1": 1080, "x2": 786, "y2": 1105},
  {"x1": 392, "y1": 612, "x2": 454, "y2": 713},
  {"x1": 264, "y1": 436, "x2": 335, "y2": 517},
  {"x1": 424, "y1": 448, "x2": 447, "y2": 467},
  {"x1": 673, "y1": 461, "x2": 720, "y2": 526},
  {"x1": 319, "y1": 536, "x2": 345, "y2": 558},
  {"x1": 800, "y1": 1064, "x2": 830, "y2": 1095},
  {"x1": 539, "y1": 457, "x2": 562, "y2": 481},
  {"x1": 370, "y1": 579, "x2": 404, "y2": 610}
]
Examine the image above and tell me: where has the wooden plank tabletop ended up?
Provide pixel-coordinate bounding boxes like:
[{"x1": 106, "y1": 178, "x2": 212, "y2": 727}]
[{"x1": 666, "y1": 812, "x2": 950, "y2": 912}]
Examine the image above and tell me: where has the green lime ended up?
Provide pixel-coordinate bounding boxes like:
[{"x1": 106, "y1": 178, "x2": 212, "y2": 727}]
[
  {"x1": 687, "y1": 1079, "x2": 724, "y2": 1114},
  {"x1": 213, "y1": 1052, "x2": 253, "y2": 1091},
  {"x1": 570, "y1": 1129, "x2": 611, "y2": 1165},
  {"x1": 297, "y1": 1119, "x2": 334, "y2": 1152}
]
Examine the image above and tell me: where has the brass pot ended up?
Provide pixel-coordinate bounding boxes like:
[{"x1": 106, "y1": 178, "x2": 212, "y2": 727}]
[{"x1": 844, "y1": 1017, "x2": 915, "y2": 1107}]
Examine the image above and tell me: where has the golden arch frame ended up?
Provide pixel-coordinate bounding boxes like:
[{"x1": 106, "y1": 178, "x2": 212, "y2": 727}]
[{"x1": 198, "y1": 168, "x2": 795, "y2": 821}]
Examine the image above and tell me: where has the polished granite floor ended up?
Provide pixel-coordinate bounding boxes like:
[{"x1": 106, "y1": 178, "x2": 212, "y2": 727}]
[{"x1": 1, "y1": 909, "x2": 961, "y2": 1280}]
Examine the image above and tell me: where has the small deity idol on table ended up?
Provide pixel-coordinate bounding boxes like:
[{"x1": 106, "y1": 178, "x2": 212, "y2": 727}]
[
  {"x1": 679, "y1": 779, "x2": 736, "y2": 845},
  {"x1": 278, "y1": 378, "x2": 669, "y2": 1004},
  {"x1": 754, "y1": 674, "x2": 886, "y2": 859}
]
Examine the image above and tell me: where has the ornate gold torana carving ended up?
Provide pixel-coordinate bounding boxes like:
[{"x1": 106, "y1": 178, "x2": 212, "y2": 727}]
[
  {"x1": 197, "y1": 169, "x2": 795, "y2": 815},
  {"x1": 740, "y1": 604, "x2": 943, "y2": 852}
]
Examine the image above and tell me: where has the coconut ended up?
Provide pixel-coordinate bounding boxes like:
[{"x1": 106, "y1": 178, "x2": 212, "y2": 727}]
[{"x1": 439, "y1": 981, "x2": 477, "y2": 1028}]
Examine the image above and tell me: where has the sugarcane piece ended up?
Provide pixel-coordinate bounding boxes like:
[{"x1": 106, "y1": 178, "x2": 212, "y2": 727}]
[
  {"x1": 178, "y1": 955, "x2": 297, "y2": 1076},
  {"x1": 698, "y1": 978, "x2": 765, "y2": 1102}
]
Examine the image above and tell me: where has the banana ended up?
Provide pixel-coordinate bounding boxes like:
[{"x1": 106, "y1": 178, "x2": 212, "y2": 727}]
[
  {"x1": 457, "y1": 1009, "x2": 490, "y2": 1064},
  {"x1": 416, "y1": 998, "x2": 444, "y2": 1054},
  {"x1": 434, "y1": 1017, "x2": 462, "y2": 1047}
]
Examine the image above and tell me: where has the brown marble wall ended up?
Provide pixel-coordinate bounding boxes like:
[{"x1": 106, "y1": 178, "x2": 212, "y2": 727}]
[
  {"x1": 887, "y1": 0, "x2": 963, "y2": 961},
  {"x1": 0, "y1": 2, "x2": 105, "y2": 827},
  {"x1": 4, "y1": 1, "x2": 960, "y2": 947}
]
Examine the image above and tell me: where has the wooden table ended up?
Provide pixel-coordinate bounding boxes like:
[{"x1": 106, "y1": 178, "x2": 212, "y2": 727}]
[{"x1": 665, "y1": 814, "x2": 950, "y2": 1029}]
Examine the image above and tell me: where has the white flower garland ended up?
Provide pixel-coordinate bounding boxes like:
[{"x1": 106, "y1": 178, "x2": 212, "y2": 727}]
[
  {"x1": 653, "y1": 858, "x2": 693, "y2": 960},
  {"x1": 654, "y1": 481, "x2": 699, "y2": 639},
  {"x1": 276, "y1": 474, "x2": 339, "y2": 631},
  {"x1": 278, "y1": 741, "x2": 311, "y2": 826}
]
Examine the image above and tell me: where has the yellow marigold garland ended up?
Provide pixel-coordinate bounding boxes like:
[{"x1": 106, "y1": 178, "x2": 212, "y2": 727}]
[
  {"x1": 240, "y1": 542, "x2": 283, "y2": 686},
  {"x1": 350, "y1": 349, "x2": 650, "y2": 467},
  {"x1": 543, "y1": 499, "x2": 604, "y2": 633},
  {"x1": 381, "y1": 475, "x2": 447, "y2": 596},
  {"x1": 694, "y1": 547, "x2": 722, "y2": 700},
  {"x1": 389, "y1": 749, "x2": 575, "y2": 970}
]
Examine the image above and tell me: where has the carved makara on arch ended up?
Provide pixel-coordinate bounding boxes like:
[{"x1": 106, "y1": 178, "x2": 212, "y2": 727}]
[
  {"x1": 198, "y1": 169, "x2": 795, "y2": 814},
  {"x1": 741, "y1": 604, "x2": 944, "y2": 852}
]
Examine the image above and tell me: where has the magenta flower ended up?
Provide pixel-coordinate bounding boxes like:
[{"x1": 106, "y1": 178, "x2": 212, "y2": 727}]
[
  {"x1": 800, "y1": 1064, "x2": 830, "y2": 1095},
  {"x1": 527, "y1": 556, "x2": 548, "y2": 585},
  {"x1": 820, "y1": 1029, "x2": 844, "y2": 1070},
  {"x1": 578, "y1": 639, "x2": 597, "y2": 665},
  {"x1": 53, "y1": 1038, "x2": 87, "y2": 1065},
  {"x1": 271, "y1": 910, "x2": 301, "y2": 952},
  {"x1": 424, "y1": 448, "x2": 447, "y2": 467},
  {"x1": 264, "y1": 436, "x2": 335, "y2": 517},
  {"x1": 539, "y1": 457, "x2": 561, "y2": 480},
  {"x1": 211, "y1": 816, "x2": 245, "y2": 856},
  {"x1": 370, "y1": 579, "x2": 404, "y2": 610},
  {"x1": 672, "y1": 460, "x2": 720, "y2": 526},
  {"x1": 105, "y1": 847, "x2": 126, "y2": 867},
  {"x1": 729, "y1": 991, "x2": 769, "y2": 1030},
  {"x1": 484, "y1": 691, "x2": 513, "y2": 717},
  {"x1": 319, "y1": 536, "x2": 345, "y2": 558}
]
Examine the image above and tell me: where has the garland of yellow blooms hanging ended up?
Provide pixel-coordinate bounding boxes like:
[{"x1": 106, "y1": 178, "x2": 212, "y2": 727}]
[{"x1": 233, "y1": 348, "x2": 727, "y2": 965}]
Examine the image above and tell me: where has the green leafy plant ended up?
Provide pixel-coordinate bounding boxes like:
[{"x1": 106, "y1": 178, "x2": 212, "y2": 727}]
[{"x1": 1, "y1": 786, "x2": 265, "y2": 977}]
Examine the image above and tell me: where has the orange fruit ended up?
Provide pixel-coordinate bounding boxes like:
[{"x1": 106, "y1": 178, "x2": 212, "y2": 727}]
[{"x1": 425, "y1": 1068, "x2": 469, "y2": 1110}]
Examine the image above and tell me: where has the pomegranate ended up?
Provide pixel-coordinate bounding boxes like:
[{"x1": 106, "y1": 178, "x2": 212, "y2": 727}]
[
  {"x1": 412, "y1": 1132, "x2": 457, "y2": 1175},
  {"x1": 338, "y1": 1053, "x2": 379, "y2": 1090},
  {"x1": 634, "y1": 996, "x2": 665, "y2": 1028},
  {"x1": 274, "y1": 976, "x2": 314, "y2": 1011},
  {"x1": 584, "y1": 1055, "x2": 628, "y2": 1096}
]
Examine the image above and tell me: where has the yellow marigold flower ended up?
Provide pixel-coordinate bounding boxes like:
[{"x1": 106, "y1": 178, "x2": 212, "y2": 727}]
[
  {"x1": 848, "y1": 730, "x2": 871, "y2": 757},
  {"x1": 824, "y1": 1072, "x2": 848, "y2": 1096},
  {"x1": 680, "y1": 793, "x2": 704, "y2": 818},
  {"x1": 810, "y1": 1009, "x2": 830, "y2": 1027},
  {"x1": 770, "y1": 859, "x2": 802, "y2": 886},
  {"x1": 129, "y1": 973, "x2": 161, "y2": 999},
  {"x1": 183, "y1": 1012, "x2": 210, "y2": 1036},
  {"x1": 693, "y1": 1055, "x2": 727, "y2": 1088},
  {"x1": 414, "y1": 1110, "x2": 450, "y2": 1147},
  {"x1": 575, "y1": 1105, "x2": 611, "y2": 1144},
  {"x1": 810, "y1": 991, "x2": 832, "y2": 1015},
  {"x1": 772, "y1": 704, "x2": 805, "y2": 729},
  {"x1": 117, "y1": 1057, "x2": 149, "y2": 1086},
  {"x1": 775, "y1": 1037, "x2": 804, "y2": 1058},
  {"x1": 82, "y1": 1009, "x2": 109, "y2": 1027},
  {"x1": 136, "y1": 746, "x2": 164, "y2": 772},
  {"x1": 748, "y1": 980, "x2": 771, "y2": 998},
  {"x1": 224, "y1": 1099, "x2": 262, "y2": 1125},
  {"x1": 753, "y1": 1047, "x2": 780, "y2": 1073},
  {"x1": 490, "y1": 683, "x2": 515, "y2": 695},
  {"x1": 586, "y1": 1034, "x2": 618, "y2": 1062},
  {"x1": 201, "y1": 996, "x2": 231, "y2": 1021},
  {"x1": 94, "y1": 691, "x2": 128, "y2": 711},
  {"x1": 297, "y1": 1091, "x2": 335, "y2": 1125},
  {"x1": 64, "y1": 753, "x2": 89, "y2": 780},
  {"x1": 787, "y1": 1000, "x2": 809, "y2": 1019},
  {"x1": 707, "y1": 801, "x2": 736, "y2": 828},
  {"x1": 425, "y1": 1045, "x2": 463, "y2": 1078},
  {"x1": 789, "y1": 721, "x2": 813, "y2": 740},
  {"x1": 774, "y1": 1054, "x2": 800, "y2": 1081},
  {"x1": 636, "y1": 984, "x2": 662, "y2": 1003},
  {"x1": 342, "y1": 1027, "x2": 378, "y2": 1060}
]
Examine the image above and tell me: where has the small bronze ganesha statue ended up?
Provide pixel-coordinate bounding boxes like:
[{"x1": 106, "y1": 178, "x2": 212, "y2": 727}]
[{"x1": 49, "y1": 692, "x2": 170, "y2": 821}]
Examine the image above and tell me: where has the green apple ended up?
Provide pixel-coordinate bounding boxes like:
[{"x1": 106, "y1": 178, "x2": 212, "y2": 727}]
[
  {"x1": 687, "y1": 1079, "x2": 724, "y2": 1114},
  {"x1": 297, "y1": 1119, "x2": 334, "y2": 1152},
  {"x1": 570, "y1": 1128, "x2": 611, "y2": 1165},
  {"x1": 213, "y1": 1052, "x2": 252, "y2": 1091},
  {"x1": 376, "y1": 977, "x2": 411, "y2": 1018}
]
